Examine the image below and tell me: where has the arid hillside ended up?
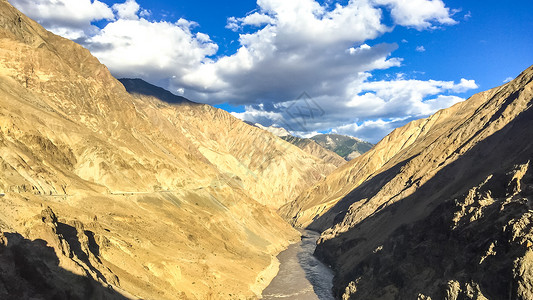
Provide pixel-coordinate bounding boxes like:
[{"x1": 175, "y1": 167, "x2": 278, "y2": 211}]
[
  {"x1": 282, "y1": 65, "x2": 533, "y2": 298},
  {"x1": 0, "y1": 1, "x2": 337, "y2": 298},
  {"x1": 119, "y1": 79, "x2": 338, "y2": 209}
]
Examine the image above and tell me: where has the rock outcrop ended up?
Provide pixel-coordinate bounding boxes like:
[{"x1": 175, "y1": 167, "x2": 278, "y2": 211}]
[{"x1": 282, "y1": 65, "x2": 533, "y2": 298}]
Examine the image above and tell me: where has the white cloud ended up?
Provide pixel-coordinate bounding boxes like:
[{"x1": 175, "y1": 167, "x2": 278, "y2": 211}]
[
  {"x1": 232, "y1": 76, "x2": 476, "y2": 142},
  {"x1": 503, "y1": 77, "x2": 514, "y2": 83},
  {"x1": 226, "y1": 17, "x2": 241, "y2": 31},
  {"x1": 453, "y1": 78, "x2": 479, "y2": 92},
  {"x1": 332, "y1": 95, "x2": 465, "y2": 143},
  {"x1": 416, "y1": 45, "x2": 426, "y2": 52},
  {"x1": 9, "y1": 0, "x2": 114, "y2": 39},
  {"x1": 242, "y1": 12, "x2": 276, "y2": 26},
  {"x1": 112, "y1": 0, "x2": 140, "y2": 20},
  {"x1": 372, "y1": 0, "x2": 457, "y2": 30},
  {"x1": 178, "y1": 0, "x2": 402, "y2": 103},
  {"x1": 139, "y1": 9, "x2": 151, "y2": 18},
  {"x1": 226, "y1": 12, "x2": 276, "y2": 31},
  {"x1": 333, "y1": 118, "x2": 412, "y2": 143},
  {"x1": 87, "y1": 18, "x2": 218, "y2": 82}
]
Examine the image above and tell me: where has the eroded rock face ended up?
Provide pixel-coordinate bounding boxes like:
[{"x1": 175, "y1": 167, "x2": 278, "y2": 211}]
[
  {"x1": 0, "y1": 0, "x2": 336, "y2": 298},
  {"x1": 283, "y1": 64, "x2": 533, "y2": 298},
  {"x1": 325, "y1": 163, "x2": 533, "y2": 299},
  {"x1": 0, "y1": 207, "x2": 125, "y2": 299}
]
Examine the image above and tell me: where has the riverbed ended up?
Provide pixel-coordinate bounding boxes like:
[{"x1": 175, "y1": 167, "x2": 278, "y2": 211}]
[{"x1": 261, "y1": 230, "x2": 335, "y2": 300}]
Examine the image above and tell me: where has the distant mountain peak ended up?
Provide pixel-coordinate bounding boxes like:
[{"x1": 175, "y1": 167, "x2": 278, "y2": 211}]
[
  {"x1": 309, "y1": 134, "x2": 373, "y2": 161},
  {"x1": 119, "y1": 78, "x2": 193, "y2": 104}
]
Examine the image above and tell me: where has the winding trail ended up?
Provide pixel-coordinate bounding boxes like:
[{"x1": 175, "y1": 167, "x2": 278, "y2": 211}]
[{"x1": 262, "y1": 230, "x2": 335, "y2": 300}]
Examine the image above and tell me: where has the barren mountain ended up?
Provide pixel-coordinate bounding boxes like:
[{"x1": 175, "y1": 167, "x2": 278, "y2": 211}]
[
  {"x1": 120, "y1": 79, "x2": 338, "y2": 209},
  {"x1": 282, "y1": 65, "x2": 533, "y2": 299},
  {"x1": 310, "y1": 134, "x2": 374, "y2": 161},
  {"x1": 0, "y1": 1, "x2": 336, "y2": 298}
]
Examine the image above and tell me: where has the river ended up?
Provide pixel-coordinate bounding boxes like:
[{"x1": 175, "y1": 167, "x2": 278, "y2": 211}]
[{"x1": 261, "y1": 230, "x2": 335, "y2": 300}]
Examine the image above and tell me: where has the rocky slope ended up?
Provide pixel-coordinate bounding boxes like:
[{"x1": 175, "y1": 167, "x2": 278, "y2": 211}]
[
  {"x1": 282, "y1": 65, "x2": 533, "y2": 298},
  {"x1": 310, "y1": 134, "x2": 374, "y2": 161},
  {"x1": 0, "y1": 1, "x2": 335, "y2": 298},
  {"x1": 120, "y1": 79, "x2": 339, "y2": 209}
]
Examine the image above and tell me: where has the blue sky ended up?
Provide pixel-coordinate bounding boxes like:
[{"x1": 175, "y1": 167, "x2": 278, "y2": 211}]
[{"x1": 10, "y1": 0, "x2": 533, "y2": 143}]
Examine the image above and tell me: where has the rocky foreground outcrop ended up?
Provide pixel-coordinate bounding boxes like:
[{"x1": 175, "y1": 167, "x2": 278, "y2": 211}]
[
  {"x1": 283, "y1": 65, "x2": 533, "y2": 298},
  {"x1": 0, "y1": 0, "x2": 338, "y2": 298}
]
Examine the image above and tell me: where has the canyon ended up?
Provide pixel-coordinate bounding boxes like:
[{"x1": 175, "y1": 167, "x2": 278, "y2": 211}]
[{"x1": 1, "y1": 0, "x2": 532, "y2": 299}]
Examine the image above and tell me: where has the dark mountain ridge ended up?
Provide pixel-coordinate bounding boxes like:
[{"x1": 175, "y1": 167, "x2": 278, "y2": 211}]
[{"x1": 119, "y1": 78, "x2": 192, "y2": 104}]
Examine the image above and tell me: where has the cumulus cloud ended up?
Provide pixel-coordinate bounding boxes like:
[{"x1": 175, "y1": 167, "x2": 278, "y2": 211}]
[
  {"x1": 11, "y1": 0, "x2": 473, "y2": 142},
  {"x1": 226, "y1": 12, "x2": 276, "y2": 31},
  {"x1": 9, "y1": 0, "x2": 114, "y2": 39},
  {"x1": 87, "y1": 18, "x2": 218, "y2": 82},
  {"x1": 232, "y1": 75, "x2": 477, "y2": 142},
  {"x1": 416, "y1": 45, "x2": 426, "y2": 52},
  {"x1": 372, "y1": 0, "x2": 457, "y2": 30},
  {"x1": 178, "y1": 0, "x2": 399, "y2": 103},
  {"x1": 112, "y1": 0, "x2": 140, "y2": 20},
  {"x1": 333, "y1": 118, "x2": 416, "y2": 143}
]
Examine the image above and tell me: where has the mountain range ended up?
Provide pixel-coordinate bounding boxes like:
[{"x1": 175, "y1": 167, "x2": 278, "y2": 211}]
[{"x1": 251, "y1": 123, "x2": 375, "y2": 163}]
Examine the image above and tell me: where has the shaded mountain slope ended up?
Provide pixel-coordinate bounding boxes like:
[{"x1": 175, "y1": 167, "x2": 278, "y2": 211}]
[
  {"x1": 0, "y1": 1, "x2": 335, "y2": 298},
  {"x1": 283, "y1": 65, "x2": 533, "y2": 298}
]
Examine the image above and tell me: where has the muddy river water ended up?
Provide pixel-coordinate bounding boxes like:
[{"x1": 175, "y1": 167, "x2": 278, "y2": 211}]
[{"x1": 261, "y1": 230, "x2": 335, "y2": 300}]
